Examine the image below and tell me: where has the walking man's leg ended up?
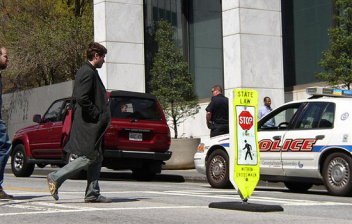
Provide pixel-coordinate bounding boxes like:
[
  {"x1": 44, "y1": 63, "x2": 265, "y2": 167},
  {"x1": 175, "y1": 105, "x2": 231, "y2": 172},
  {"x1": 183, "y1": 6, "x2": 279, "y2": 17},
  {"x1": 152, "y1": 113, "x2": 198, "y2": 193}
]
[
  {"x1": 47, "y1": 156, "x2": 91, "y2": 200},
  {"x1": 0, "y1": 122, "x2": 12, "y2": 199},
  {"x1": 85, "y1": 154, "x2": 102, "y2": 200},
  {"x1": 84, "y1": 153, "x2": 111, "y2": 203}
]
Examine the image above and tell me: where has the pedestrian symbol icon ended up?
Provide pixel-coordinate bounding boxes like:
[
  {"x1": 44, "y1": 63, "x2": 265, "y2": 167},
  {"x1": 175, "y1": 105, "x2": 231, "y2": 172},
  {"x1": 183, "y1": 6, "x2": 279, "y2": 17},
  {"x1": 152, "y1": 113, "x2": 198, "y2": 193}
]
[{"x1": 242, "y1": 140, "x2": 253, "y2": 160}]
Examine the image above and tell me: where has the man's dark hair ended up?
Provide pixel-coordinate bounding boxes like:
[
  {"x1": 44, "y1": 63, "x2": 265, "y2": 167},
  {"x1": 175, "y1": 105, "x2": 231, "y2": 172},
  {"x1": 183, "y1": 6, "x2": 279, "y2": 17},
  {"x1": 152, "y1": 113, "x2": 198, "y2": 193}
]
[
  {"x1": 86, "y1": 42, "x2": 107, "y2": 61},
  {"x1": 264, "y1": 96, "x2": 270, "y2": 102},
  {"x1": 212, "y1": 85, "x2": 223, "y2": 93},
  {"x1": 0, "y1": 45, "x2": 2, "y2": 55}
]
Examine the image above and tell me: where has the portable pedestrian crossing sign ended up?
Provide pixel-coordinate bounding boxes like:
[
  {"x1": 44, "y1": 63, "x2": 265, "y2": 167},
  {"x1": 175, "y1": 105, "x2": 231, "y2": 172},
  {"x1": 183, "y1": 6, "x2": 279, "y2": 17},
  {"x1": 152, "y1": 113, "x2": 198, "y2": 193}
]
[{"x1": 230, "y1": 89, "x2": 260, "y2": 202}]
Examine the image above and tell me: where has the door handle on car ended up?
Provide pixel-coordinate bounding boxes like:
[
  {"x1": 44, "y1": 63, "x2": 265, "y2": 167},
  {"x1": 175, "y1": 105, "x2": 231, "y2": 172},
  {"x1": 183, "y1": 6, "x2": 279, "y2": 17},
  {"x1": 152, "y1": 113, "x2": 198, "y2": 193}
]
[
  {"x1": 273, "y1": 136, "x2": 281, "y2": 140},
  {"x1": 316, "y1": 135, "x2": 325, "y2": 140}
]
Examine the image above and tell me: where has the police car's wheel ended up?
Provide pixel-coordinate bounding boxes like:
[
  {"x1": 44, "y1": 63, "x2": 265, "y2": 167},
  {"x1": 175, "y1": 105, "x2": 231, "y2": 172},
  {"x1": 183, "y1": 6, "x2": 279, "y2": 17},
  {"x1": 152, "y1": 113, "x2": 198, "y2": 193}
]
[
  {"x1": 323, "y1": 153, "x2": 352, "y2": 196},
  {"x1": 284, "y1": 182, "x2": 313, "y2": 193},
  {"x1": 206, "y1": 149, "x2": 232, "y2": 188}
]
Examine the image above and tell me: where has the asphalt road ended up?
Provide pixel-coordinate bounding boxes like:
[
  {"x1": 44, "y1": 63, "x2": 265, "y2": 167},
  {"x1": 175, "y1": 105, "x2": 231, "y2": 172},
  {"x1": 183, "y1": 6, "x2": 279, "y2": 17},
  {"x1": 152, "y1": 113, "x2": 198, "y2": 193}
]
[
  {"x1": 4, "y1": 164, "x2": 327, "y2": 190},
  {"x1": 2, "y1": 165, "x2": 352, "y2": 223}
]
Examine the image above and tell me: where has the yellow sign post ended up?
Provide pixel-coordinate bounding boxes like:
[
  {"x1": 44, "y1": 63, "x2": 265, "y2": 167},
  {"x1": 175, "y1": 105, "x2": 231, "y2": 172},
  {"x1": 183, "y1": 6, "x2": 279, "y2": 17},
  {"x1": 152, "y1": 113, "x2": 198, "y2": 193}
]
[
  {"x1": 209, "y1": 89, "x2": 283, "y2": 212},
  {"x1": 232, "y1": 89, "x2": 260, "y2": 202}
]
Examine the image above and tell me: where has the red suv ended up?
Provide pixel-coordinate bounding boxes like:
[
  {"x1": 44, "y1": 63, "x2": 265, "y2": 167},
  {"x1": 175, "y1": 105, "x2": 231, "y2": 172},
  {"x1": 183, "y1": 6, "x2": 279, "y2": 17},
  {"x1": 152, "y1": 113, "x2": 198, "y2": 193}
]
[{"x1": 11, "y1": 90, "x2": 172, "y2": 181}]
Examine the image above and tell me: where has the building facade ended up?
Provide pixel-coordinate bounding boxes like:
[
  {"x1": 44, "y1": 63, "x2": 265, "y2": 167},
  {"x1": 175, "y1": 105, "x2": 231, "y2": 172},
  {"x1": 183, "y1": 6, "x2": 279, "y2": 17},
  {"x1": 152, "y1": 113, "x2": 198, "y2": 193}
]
[{"x1": 93, "y1": 0, "x2": 332, "y2": 140}]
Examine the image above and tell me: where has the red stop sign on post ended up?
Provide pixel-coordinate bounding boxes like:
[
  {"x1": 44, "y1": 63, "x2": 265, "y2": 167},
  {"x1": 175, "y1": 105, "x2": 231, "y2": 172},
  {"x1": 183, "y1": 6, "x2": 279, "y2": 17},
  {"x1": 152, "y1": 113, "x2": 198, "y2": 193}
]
[{"x1": 239, "y1": 111, "x2": 253, "y2": 130}]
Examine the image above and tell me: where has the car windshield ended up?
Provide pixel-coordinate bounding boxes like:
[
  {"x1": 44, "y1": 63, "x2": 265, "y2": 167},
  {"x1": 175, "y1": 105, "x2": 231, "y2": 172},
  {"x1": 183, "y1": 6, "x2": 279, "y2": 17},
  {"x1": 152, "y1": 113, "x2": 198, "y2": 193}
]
[{"x1": 109, "y1": 96, "x2": 162, "y2": 121}]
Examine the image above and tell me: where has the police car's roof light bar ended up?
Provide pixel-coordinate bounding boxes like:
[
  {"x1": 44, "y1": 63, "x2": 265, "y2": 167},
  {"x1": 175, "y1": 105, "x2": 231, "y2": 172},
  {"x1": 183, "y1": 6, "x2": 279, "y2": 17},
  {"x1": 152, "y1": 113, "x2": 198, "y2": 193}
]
[{"x1": 306, "y1": 87, "x2": 352, "y2": 97}]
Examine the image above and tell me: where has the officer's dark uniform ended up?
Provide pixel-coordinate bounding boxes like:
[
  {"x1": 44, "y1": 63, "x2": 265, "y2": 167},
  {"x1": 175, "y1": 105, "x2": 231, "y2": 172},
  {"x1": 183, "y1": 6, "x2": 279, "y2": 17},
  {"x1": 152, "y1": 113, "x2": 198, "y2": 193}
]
[{"x1": 206, "y1": 94, "x2": 229, "y2": 137}]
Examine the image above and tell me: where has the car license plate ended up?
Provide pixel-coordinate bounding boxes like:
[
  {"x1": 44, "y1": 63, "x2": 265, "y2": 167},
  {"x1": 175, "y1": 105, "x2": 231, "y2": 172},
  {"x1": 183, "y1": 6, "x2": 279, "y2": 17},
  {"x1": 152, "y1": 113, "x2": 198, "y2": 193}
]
[{"x1": 129, "y1": 132, "x2": 142, "y2": 141}]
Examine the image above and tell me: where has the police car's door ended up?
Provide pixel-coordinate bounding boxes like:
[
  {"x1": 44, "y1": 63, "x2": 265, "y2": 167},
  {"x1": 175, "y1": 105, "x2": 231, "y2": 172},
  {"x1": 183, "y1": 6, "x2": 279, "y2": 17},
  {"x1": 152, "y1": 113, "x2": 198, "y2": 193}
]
[
  {"x1": 281, "y1": 102, "x2": 334, "y2": 178},
  {"x1": 258, "y1": 102, "x2": 304, "y2": 176}
]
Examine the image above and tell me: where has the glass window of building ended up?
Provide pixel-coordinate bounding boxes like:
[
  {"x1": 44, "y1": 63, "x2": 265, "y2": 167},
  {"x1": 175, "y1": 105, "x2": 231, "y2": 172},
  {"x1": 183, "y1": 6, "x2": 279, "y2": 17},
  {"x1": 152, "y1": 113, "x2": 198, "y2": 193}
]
[
  {"x1": 144, "y1": 0, "x2": 223, "y2": 99},
  {"x1": 144, "y1": 0, "x2": 184, "y2": 93},
  {"x1": 282, "y1": 0, "x2": 332, "y2": 87},
  {"x1": 188, "y1": 0, "x2": 223, "y2": 99}
]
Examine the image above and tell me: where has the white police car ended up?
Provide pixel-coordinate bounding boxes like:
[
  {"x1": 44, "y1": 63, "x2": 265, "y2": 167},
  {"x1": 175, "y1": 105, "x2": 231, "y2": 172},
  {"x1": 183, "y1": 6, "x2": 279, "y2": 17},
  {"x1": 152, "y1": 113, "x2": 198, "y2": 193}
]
[{"x1": 194, "y1": 87, "x2": 352, "y2": 196}]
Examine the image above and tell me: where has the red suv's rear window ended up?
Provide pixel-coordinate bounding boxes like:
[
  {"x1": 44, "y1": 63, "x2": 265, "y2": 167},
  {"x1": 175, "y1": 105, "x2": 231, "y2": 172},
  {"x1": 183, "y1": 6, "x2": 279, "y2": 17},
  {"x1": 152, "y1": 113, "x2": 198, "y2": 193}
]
[{"x1": 109, "y1": 96, "x2": 162, "y2": 121}]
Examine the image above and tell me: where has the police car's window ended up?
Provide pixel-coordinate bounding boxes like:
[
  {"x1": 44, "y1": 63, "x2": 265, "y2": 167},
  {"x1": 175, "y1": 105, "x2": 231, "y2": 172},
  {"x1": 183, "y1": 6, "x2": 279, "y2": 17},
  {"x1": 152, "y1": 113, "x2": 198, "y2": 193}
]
[
  {"x1": 318, "y1": 103, "x2": 334, "y2": 128},
  {"x1": 43, "y1": 100, "x2": 65, "y2": 123},
  {"x1": 295, "y1": 102, "x2": 331, "y2": 129},
  {"x1": 259, "y1": 103, "x2": 302, "y2": 130}
]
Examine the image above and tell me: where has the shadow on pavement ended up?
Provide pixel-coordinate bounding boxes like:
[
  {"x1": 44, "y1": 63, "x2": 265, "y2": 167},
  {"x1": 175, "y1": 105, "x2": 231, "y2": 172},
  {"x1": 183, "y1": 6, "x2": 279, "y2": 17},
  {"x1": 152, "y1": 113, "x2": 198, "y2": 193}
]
[
  {"x1": 0, "y1": 195, "x2": 46, "y2": 204},
  {"x1": 99, "y1": 171, "x2": 186, "y2": 183},
  {"x1": 6, "y1": 167, "x2": 187, "y2": 183},
  {"x1": 255, "y1": 187, "x2": 329, "y2": 196},
  {"x1": 12, "y1": 195, "x2": 46, "y2": 200}
]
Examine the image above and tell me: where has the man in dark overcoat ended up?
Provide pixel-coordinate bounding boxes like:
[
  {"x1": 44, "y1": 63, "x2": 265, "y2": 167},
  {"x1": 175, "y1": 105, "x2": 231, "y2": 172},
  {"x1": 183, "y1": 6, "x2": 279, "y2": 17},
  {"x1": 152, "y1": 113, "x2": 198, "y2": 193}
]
[{"x1": 46, "y1": 42, "x2": 112, "y2": 203}]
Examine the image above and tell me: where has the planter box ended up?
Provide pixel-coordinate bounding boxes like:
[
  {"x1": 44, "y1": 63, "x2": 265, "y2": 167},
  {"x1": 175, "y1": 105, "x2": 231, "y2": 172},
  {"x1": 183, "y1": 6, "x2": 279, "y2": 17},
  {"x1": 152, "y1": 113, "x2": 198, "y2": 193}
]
[{"x1": 163, "y1": 138, "x2": 200, "y2": 170}]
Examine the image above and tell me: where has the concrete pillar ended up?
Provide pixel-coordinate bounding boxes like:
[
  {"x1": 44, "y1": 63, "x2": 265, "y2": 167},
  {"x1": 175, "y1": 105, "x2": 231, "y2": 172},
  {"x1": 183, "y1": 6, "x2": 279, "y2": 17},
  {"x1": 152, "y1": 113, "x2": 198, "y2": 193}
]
[
  {"x1": 94, "y1": 0, "x2": 145, "y2": 92},
  {"x1": 222, "y1": 0, "x2": 284, "y2": 108}
]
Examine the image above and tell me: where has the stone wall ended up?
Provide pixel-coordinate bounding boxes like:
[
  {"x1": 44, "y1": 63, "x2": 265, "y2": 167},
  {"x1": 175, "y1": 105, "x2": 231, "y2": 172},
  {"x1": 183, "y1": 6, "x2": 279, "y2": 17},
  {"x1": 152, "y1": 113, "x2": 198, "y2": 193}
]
[{"x1": 3, "y1": 81, "x2": 74, "y2": 140}]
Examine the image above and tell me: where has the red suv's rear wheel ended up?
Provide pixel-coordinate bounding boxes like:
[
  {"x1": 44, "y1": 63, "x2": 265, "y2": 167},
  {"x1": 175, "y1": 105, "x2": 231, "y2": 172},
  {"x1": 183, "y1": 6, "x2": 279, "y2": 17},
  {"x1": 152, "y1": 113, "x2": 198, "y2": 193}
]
[{"x1": 132, "y1": 168, "x2": 156, "y2": 181}]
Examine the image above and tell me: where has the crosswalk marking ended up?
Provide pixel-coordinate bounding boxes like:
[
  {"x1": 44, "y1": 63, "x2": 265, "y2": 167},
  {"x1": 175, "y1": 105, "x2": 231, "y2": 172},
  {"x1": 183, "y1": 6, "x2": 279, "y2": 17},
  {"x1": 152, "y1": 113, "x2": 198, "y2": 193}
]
[
  {"x1": 144, "y1": 190, "x2": 352, "y2": 206},
  {"x1": 1, "y1": 189, "x2": 351, "y2": 217},
  {"x1": 0, "y1": 205, "x2": 207, "y2": 217}
]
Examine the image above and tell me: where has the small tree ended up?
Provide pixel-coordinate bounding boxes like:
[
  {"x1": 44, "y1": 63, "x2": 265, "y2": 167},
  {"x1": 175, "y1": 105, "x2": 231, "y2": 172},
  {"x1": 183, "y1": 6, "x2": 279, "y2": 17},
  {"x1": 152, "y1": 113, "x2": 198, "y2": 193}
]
[
  {"x1": 150, "y1": 20, "x2": 199, "y2": 139},
  {"x1": 316, "y1": 0, "x2": 352, "y2": 89}
]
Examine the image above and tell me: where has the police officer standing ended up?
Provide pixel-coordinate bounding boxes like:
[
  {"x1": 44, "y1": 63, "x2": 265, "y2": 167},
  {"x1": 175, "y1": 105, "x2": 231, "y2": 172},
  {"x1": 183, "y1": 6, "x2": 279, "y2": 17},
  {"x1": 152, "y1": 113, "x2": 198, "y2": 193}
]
[{"x1": 206, "y1": 85, "x2": 229, "y2": 137}]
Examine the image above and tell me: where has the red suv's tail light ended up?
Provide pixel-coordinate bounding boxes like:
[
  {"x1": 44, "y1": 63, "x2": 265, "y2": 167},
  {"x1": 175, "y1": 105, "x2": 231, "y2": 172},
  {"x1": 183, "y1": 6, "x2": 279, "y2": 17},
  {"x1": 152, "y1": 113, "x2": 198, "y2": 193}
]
[{"x1": 167, "y1": 128, "x2": 171, "y2": 146}]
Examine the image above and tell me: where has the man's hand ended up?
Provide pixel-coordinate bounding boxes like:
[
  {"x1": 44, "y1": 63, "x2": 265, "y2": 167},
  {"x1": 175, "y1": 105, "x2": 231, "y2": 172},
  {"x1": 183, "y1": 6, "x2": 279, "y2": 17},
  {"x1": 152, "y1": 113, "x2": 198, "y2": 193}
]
[{"x1": 206, "y1": 111, "x2": 212, "y2": 124}]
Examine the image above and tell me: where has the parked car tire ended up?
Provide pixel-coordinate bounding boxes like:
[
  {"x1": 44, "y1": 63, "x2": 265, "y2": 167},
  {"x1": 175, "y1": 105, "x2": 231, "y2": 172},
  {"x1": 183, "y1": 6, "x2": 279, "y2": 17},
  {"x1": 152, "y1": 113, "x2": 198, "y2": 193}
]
[
  {"x1": 132, "y1": 168, "x2": 156, "y2": 181},
  {"x1": 284, "y1": 182, "x2": 313, "y2": 193},
  {"x1": 206, "y1": 149, "x2": 232, "y2": 188},
  {"x1": 11, "y1": 144, "x2": 35, "y2": 177},
  {"x1": 322, "y1": 152, "x2": 352, "y2": 196},
  {"x1": 37, "y1": 163, "x2": 46, "y2": 168}
]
